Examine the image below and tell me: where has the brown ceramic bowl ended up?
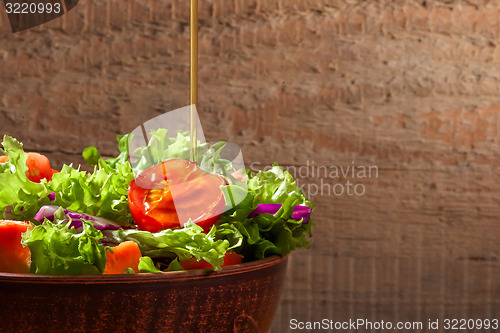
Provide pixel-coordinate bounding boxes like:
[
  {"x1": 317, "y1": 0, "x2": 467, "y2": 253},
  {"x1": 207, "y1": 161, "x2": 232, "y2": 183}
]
[{"x1": 0, "y1": 255, "x2": 288, "y2": 333}]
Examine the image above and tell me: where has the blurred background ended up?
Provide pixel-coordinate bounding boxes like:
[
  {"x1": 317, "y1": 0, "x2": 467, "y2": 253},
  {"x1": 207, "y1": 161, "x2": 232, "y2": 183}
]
[{"x1": 1, "y1": 0, "x2": 500, "y2": 331}]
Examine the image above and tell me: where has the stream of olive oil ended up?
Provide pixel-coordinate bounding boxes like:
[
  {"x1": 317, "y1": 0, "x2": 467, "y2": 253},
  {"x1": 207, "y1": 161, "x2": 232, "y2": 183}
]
[{"x1": 190, "y1": 0, "x2": 198, "y2": 163}]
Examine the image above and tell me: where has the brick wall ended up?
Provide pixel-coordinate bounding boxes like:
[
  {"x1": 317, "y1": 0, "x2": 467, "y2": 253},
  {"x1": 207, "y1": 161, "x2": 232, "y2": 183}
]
[{"x1": 1, "y1": 1, "x2": 500, "y2": 332}]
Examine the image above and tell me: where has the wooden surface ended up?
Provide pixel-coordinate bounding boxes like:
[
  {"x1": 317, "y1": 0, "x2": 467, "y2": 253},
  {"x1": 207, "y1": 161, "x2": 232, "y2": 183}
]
[{"x1": 1, "y1": 1, "x2": 500, "y2": 332}]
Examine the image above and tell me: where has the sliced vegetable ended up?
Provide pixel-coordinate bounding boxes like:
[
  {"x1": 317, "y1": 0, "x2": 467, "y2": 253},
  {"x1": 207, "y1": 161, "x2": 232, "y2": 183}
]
[
  {"x1": 178, "y1": 252, "x2": 243, "y2": 270},
  {"x1": 103, "y1": 241, "x2": 142, "y2": 274},
  {"x1": 248, "y1": 204, "x2": 312, "y2": 224},
  {"x1": 214, "y1": 165, "x2": 315, "y2": 261},
  {"x1": 0, "y1": 220, "x2": 32, "y2": 273},
  {"x1": 34, "y1": 206, "x2": 122, "y2": 231},
  {"x1": 22, "y1": 218, "x2": 108, "y2": 275},
  {"x1": 0, "y1": 135, "x2": 135, "y2": 225},
  {"x1": 25, "y1": 153, "x2": 56, "y2": 182},
  {"x1": 231, "y1": 171, "x2": 245, "y2": 181},
  {"x1": 48, "y1": 159, "x2": 135, "y2": 226},
  {"x1": 102, "y1": 223, "x2": 229, "y2": 270},
  {"x1": 0, "y1": 152, "x2": 56, "y2": 183},
  {"x1": 128, "y1": 159, "x2": 225, "y2": 233},
  {"x1": 47, "y1": 192, "x2": 56, "y2": 202},
  {"x1": 0, "y1": 136, "x2": 51, "y2": 221}
]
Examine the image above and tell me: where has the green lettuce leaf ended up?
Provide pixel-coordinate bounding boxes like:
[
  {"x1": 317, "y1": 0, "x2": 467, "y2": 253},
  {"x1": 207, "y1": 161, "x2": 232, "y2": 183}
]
[
  {"x1": 22, "y1": 217, "x2": 108, "y2": 275},
  {"x1": 247, "y1": 164, "x2": 313, "y2": 207},
  {"x1": 124, "y1": 267, "x2": 136, "y2": 274},
  {"x1": 48, "y1": 160, "x2": 134, "y2": 225},
  {"x1": 215, "y1": 164, "x2": 314, "y2": 261},
  {"x1": 82, "y1": 146, "x2": 101, "y2": 167},
  {"x1": 166, "y1": 258, "x2": 185, "y2": 272},
  {"x1": 83, "y1": 134, "x2": 133, "y2": 169},
  {"x1": 106, "y1": 134, "x2": 133, "y2": 168},
  {"x1": 138, "y1": 256, "x2": 163, "y2": 273},
  {"x1": 129, "y1": 130, "x2": 207, "y2": 175},
  {"x1": 0, "y1": 136, "x2": 51, "y2": 220},
  {"x1": 103, "y1": 223, "x2": 229, "y2": 270},
  {"x1": 0, "y1": 135, "x2": 135, "y2": 225},
  {"x1": 199, "y1": 142, "x2": 234, "y2": 176}
]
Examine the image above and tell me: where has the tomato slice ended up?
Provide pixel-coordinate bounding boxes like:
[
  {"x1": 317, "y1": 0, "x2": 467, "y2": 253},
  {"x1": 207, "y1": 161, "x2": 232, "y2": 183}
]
[
  {"x1": 128, "y1": 159, "x2": 226, "y2": 233},
  {"x1": 0, "y1": 152, "x2": 56, "y2": 183},
  {"x1": 179, "y1": 252, "x2": 243, "y2": 270},
  {"x1": 0, "y1": 220, "x2": 32, "y2": 274},
  {"x1": 231, "y1": 171, "x2": 245, "y2": 181},
  {"x1": 25, "y1": 153, "x2": 55, "y2": 182}
]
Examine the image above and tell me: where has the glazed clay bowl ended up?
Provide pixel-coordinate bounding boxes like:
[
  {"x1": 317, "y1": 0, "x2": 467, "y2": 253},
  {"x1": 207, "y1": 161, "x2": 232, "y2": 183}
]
[{"x1": 0, "y1": 255, "x2": 288, "y2": 333}]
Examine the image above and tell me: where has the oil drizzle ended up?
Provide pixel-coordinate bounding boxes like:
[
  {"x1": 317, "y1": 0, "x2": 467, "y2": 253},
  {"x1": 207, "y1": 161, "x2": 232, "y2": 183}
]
[{"x1": 190, "y1": 0, "x2": 198, "y2": 163}]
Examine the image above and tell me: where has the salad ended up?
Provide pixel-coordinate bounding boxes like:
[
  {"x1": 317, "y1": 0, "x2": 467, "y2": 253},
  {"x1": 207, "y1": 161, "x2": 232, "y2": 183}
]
[{"x1": 0, "y1": 130, "x2": 314, "y2": 275}]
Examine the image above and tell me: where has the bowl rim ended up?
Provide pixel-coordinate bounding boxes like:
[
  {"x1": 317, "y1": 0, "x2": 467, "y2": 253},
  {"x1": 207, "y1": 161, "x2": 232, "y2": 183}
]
[{"x1": 0, "y1": 254, "x2": 288, "y2": 284}]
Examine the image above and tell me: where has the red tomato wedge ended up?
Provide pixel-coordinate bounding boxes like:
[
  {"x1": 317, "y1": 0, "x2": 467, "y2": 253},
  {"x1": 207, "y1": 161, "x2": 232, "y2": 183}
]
[
  {"x1": 128, "y1": 159, "x2": 226, "y2": 233},
  {"x1": 179, "y1": 252, "x2": 243, "y2": 270},
  {"x1": 0, "y1": 152, "x2": 56, "y2": 183},
  {"x1": 103, "y1": 241, "x2": 142, "y2": 274},
  {"x1": 25, "y1": 153, "x2": 55, "y2": 182},
  {"x1": 0, "y1": 220, "x2": 32, "y2": 274},
  {"x1": 231, "y1": 171, "x2": 245, "y2": 181}
]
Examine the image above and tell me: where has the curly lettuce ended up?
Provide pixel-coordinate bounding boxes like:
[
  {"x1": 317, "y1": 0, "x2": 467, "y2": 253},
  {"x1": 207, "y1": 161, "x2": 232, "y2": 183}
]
[
  {"x1": 1, "y1": 131, "x2": 315, "y2": 274},
  {"x1": 0, "y1": 136, "x2": 51, "y2": 221},
  {"x1": 48, "y1": 160, "x2": 134, "y2": 225},
  {"x1": 0, "y1": 135, "x2": 135, "y2": 225},
  {"x1": 22, "y1": 211, "x2": 108, "y2": 275},
  {"x1": 102, "y1": 223, "x2": 229, "y2": 270},
  {"x1": 215, "y1": 164, "x2": 314, "y2": 261}
]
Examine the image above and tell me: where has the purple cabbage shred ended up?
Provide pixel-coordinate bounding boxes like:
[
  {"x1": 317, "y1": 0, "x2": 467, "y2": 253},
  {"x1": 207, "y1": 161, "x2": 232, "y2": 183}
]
[
  {"x1": 34, "y1": 205, "x2": 121, "y2": 231},
  {"x1": 248, "y1": 203, "x2": 312, "y2": 224}
]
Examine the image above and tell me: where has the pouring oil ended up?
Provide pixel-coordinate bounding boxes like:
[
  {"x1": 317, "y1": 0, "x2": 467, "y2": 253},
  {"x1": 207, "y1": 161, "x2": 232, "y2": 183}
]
[{"x1": 190, "y1": 0, "x2": 198, "y2": 164}]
